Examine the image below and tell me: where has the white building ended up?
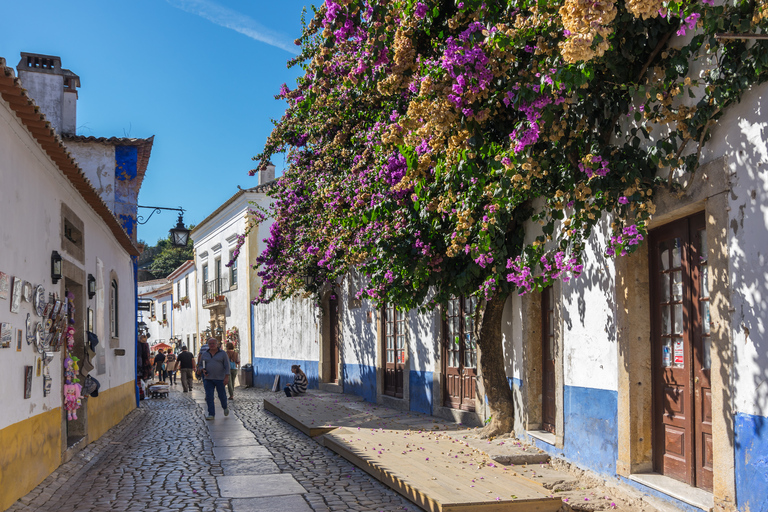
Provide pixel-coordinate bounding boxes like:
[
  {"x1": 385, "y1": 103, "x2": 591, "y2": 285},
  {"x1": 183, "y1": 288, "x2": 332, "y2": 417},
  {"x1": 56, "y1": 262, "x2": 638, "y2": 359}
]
[
  {"x1": 247, "y1": 68, "x2": 768, "y2": 512},
  {"x1": 167, "y1": 260, "x2": 199, "y2": 354},
  {"x1": 0, "y1": 55, "x2": 142, "y2": 509},
  {"x1": 190, "y1": 174, "x2": 276, "y2": 363}
]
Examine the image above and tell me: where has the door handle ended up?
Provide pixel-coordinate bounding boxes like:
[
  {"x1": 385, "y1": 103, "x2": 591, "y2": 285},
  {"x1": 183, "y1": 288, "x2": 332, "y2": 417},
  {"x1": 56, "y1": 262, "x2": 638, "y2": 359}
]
[{"x1": 695, "y1": 376, "x2": 699, "y2": 383}]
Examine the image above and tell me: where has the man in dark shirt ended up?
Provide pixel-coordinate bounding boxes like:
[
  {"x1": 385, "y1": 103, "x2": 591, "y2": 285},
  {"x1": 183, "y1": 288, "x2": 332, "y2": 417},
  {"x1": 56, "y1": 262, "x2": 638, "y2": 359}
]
[
  {"x1": 154, "y1": 350, "x2": 166, "y2": 381},
  {"x1": 177, "y1": 346, "x2": 195, "y2": 392}
]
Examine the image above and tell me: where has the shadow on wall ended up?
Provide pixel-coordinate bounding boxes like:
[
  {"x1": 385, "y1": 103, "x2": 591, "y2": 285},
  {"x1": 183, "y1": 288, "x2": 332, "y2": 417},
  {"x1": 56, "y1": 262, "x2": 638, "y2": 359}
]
[
  {"x1": 339, "y1": 277, "x2": 379, "y2": 404},
  {"x1": 723, "y1": 90, "x2": 768, "y2": 511}
]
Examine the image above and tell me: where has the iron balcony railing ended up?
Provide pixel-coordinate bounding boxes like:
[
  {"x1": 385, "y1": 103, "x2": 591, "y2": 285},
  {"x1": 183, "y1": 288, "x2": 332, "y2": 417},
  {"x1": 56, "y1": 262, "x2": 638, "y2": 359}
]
[{"x1": 202, "y1": 277, "x2": 229, "y2": 303}]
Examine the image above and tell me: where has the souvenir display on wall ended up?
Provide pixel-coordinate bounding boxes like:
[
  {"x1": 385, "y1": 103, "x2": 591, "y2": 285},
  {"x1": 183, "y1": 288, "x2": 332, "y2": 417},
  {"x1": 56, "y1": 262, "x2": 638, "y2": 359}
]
[
  {"x1": 34, "y1": 285, "x2": 45, "y2": 316},
  {"x1": 24, "y1": 365, "x2": 33, "y2": 399},
  {"x1": 64, "y1": 290, "x2": 82, "y2": 420},
  {"x1": 10, "y1": 277, "x2": 22, "y2": 313},
  {"x1": 35, "y1": 357, "x2": 42, "y2": 377},
  {"x1": 16, "y1": 329, "x2": 22, "y2": 351},
  {"x1": 0, "y1": 322, "x2": 11, "y2": 348},
  {"x1": 0, "y1": 272, "x2": 9, "y2": 300}
]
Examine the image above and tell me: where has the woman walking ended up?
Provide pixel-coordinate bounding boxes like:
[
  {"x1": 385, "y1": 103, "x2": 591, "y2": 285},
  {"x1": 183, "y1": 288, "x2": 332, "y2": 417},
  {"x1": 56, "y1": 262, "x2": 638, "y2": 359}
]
[{"x1": 225, "y1": 342, "x2": 239, "y2": 400}]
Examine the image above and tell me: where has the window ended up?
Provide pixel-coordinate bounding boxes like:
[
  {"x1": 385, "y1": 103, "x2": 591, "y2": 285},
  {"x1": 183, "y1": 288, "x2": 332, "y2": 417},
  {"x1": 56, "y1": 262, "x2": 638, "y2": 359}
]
[
  {"x1": 202, "y1": 264, "x2": 209, "y2": 294},
  {"x1": 110, "y1": 280, "x2": 118, "y2": 337},
  {"x1": 185, "y1": 276, "x2": 189, "y2": 298},
  {"x1": 162, "y1": 303, "x2": 167, "y2": 321},
  {"x1": 383, "y1": 304, "x2": 405, "y2": 398},
  {"x1": 229, "y1": 250, "x2": 238, "y2": 287},
  {"x1": 215, "y1": 258, "x2": 222, "y2": 279},
  {"x1": 177, "y1": 281, "x2": 181, "y2": 300},
  {"x1": 150, "y1": 301, "x2": 155, "y2": 317}
]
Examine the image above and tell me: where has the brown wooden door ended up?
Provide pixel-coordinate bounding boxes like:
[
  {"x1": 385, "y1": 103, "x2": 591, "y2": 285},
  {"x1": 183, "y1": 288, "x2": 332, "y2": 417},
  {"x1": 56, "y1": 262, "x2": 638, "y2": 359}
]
[
  {"x1": 650, "y1": 212, "x2": 711, "y2": 490},
  {"x1": 541, "y1": 286, "x2": 556, "y2": 433},
  {"x1": 329, "y1": 290, "x2": 340, "y2": 383},
  {"x1": 443, "y1": 296, "x2": 477, "y2": 411},
  {"x1": 383, "y1": 304, "x2": 405, "y2": 398}
]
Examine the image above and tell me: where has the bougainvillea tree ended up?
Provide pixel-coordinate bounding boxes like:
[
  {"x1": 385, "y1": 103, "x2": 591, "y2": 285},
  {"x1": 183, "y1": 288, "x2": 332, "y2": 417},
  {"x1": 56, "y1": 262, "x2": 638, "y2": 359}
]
[{"x1": 249, "y1": 0, "x2": 768, "y2": 434}]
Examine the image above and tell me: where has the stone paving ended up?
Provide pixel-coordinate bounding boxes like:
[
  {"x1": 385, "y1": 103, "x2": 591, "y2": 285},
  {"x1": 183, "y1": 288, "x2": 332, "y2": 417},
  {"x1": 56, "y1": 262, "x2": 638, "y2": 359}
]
[{"x1": 7, "y1": 384, "x2": 419, "y2": 512}]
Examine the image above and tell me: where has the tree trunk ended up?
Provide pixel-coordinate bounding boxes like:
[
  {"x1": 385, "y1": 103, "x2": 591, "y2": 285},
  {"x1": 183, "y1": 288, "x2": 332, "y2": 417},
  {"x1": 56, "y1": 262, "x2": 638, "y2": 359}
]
[{"x1": 476, "y1": 291, "x2": 515, "y2": 438}]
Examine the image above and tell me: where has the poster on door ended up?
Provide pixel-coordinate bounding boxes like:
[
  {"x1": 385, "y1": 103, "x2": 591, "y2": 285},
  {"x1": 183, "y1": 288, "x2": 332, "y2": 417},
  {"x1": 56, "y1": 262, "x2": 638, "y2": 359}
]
[{"x1": 674, "y1": 340, "x2": 684, "y2": 366}]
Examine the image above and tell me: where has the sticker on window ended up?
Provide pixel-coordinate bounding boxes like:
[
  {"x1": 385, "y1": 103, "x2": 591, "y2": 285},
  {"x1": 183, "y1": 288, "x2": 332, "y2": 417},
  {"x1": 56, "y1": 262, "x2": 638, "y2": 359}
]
[{"x1": 674, "y1": 340, "x2": 684, "y2": 367}]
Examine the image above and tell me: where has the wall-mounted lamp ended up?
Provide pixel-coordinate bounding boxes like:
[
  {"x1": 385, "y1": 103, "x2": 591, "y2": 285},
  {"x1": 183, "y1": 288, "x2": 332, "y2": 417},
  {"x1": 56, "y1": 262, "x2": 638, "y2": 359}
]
[
  {"x1": 51, "y1": 251, "x2": 62, "y2": 284},
  {"x1": 87, "y1": 274, "x2": 96, "y2": 299}
]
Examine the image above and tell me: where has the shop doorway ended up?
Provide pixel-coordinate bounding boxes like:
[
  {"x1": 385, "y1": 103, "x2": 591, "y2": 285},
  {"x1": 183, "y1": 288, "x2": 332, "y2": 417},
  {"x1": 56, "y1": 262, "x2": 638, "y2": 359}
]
[
  {"x1": 443, "y1": 296, "x2": 477, "y2": 411},
  {"x1": 649, "y1": 212, "x2": 712, "y2": 491},
  {"x1": 383, "y1": 304, "x2": 405, "y2": 398},
  {"x1": 541, "y1": 286, "x2": 556, "y2": 434},
  {"x1": 64, "y1": 279, "x2": 86, "y2": 448}
]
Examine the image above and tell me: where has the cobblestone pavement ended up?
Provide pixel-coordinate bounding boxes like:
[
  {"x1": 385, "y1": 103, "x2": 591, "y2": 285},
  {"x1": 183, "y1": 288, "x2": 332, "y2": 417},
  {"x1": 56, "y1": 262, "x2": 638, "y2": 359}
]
[{"x1": 8, "y1": 384, "x2": 419, "y2": 512}]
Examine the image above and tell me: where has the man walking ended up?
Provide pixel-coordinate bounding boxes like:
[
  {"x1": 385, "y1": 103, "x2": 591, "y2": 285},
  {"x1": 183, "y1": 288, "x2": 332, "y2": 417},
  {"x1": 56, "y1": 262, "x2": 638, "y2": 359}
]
[
  {"x1": 177, "y1": 345, "x2": 195, "y2": 392},
  {"x1": 199, "y1": 337, "x2": 230, "y2": 419}
]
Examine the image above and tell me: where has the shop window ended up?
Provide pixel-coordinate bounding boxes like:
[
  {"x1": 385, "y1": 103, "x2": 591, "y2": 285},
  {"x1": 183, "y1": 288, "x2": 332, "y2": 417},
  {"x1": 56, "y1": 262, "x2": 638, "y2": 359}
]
[{"x1": 110, "y1": 279, "x2": 118, "y2": 338}]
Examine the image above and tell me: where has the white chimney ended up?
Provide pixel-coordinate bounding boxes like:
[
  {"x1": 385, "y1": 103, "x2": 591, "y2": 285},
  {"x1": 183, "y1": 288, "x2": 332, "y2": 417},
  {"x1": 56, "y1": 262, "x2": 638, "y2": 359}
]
[
  {"x1": 17, "y1": 53, "x2": 80, "y2": 136},
  {"x1": 259, "y1": 161, "x2": 276, "y2": 186}
]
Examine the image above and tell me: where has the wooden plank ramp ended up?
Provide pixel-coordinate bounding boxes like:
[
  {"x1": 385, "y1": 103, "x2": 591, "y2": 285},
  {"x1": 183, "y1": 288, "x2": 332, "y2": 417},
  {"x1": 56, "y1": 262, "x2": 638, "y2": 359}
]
[
  {"x1": 323, "y1": 427, "x2": 562, "y2": 512},
  {"x1": 264, "y1": 394, "x2": 561, "y2": 511}
]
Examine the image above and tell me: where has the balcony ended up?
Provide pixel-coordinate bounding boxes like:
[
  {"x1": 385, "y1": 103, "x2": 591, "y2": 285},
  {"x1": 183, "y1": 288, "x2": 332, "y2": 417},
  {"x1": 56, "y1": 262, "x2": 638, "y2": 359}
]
[{"x1": 202, "y1": 277, "x2": 229, "y2": 309}]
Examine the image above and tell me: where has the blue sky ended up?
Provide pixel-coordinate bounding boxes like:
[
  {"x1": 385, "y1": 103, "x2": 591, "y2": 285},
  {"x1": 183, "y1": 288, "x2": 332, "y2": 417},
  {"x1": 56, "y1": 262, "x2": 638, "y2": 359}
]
[{"x1": 1, "y1": 0, "x2": 312, "y2": 244}]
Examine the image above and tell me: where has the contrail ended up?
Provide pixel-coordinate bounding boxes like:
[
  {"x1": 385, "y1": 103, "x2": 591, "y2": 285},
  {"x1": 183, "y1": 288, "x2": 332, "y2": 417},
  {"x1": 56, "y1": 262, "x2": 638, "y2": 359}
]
[{"x1": 166, "y1": 0, "x2": 300, "y2": 55}]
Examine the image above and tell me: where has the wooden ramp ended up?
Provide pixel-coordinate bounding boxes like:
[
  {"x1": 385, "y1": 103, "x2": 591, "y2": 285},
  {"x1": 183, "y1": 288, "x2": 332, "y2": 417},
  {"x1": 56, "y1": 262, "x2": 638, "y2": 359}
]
[
  {"x1": 323, "y1": 427, "x2": 562, "y2": 512},
  {"x1": 264, "y1": 394, "x2": 561, "y2": 512}
]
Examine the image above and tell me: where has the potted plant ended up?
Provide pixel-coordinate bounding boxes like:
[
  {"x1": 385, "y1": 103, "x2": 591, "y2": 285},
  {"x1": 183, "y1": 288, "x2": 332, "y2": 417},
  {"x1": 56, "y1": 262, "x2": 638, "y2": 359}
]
[{"x1": 216, "y1": 294, "x2": 226, "y2": 301}]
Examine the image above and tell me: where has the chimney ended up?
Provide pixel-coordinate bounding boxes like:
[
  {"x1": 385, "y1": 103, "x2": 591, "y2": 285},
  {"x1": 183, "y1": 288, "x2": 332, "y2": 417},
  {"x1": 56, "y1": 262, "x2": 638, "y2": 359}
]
[
  {"x1": 16, "y1": 53, "x2": 80, "y2": 136},
  {"x1": 259, "y1": 161, "x2": 276, "y2": 186}
]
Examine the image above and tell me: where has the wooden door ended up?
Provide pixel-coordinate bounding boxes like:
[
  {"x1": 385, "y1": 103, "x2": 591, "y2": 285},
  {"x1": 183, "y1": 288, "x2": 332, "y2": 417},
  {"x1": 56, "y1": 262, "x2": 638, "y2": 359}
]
[
  {"x1": 443, "y1": 296, "x2": 477, "y2": 411},
  {"x1": 329, "y1": 290, "x2": 339, "y2": 383},
  {"x1": 541, "y1": 286, "x2": 556, "y2": 433},
  {"x1": 650, "y1": 212, "x2": 711, "y2": 490},
  {"x1": 383, "y1": 304, "x2": 405, "y2": 398},
  {"x1": 691, "y1": 216, "x2": 713, "y2": 491}
]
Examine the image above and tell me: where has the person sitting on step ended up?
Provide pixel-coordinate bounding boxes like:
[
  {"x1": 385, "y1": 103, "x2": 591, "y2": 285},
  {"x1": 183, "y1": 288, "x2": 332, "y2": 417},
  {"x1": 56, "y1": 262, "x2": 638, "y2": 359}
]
[{"x1": 283, "y1": 364, "x2": 307, "y2": 397}]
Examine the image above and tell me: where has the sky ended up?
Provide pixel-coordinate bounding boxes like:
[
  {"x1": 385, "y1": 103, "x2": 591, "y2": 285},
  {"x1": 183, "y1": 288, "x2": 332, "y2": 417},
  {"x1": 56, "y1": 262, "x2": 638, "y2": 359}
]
[{"x1": 1, "y1": 0, "x2": 312, "y2": 244}]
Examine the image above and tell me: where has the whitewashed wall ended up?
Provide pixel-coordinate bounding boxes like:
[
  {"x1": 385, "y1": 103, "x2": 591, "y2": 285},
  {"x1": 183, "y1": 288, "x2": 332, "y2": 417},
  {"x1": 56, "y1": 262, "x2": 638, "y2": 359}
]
[
  {"x1": 171, "y1": 267, "x2": 198, "y2": 354},
  {"x1": 65, "y1": 142, "x2": 116, "y2": 212}
]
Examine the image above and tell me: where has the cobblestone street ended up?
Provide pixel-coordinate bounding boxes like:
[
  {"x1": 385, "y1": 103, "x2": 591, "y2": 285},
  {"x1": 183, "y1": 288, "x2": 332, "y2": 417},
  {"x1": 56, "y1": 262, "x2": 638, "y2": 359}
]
[{"x1": 8, "y1": 385, "x2": 418, "y2": 512}]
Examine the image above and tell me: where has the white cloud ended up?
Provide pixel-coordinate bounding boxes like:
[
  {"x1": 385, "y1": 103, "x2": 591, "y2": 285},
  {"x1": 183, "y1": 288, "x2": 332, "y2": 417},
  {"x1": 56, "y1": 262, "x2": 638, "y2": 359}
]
[{"x1": 167, "y1": 0, "x2": 300, "y2": 55}]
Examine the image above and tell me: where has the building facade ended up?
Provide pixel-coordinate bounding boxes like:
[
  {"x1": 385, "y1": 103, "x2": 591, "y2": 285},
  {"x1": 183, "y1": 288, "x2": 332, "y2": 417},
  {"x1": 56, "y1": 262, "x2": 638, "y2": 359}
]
[{"x1": 0, "y1": 56, "x2": 142, "y2": 509}]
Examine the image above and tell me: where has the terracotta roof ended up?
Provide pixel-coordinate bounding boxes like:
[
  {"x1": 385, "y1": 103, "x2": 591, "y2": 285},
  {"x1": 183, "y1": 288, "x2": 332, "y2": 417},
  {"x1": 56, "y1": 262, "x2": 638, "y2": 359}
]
[
  {"x1": 0, "y1": 57, "x2": 139, "y2": 257},
  {"x1": 190, "y1": 179, "x2": 277, "y2": 236},
  {"x1": 62, "y1": 134, "x2": 154, "y2": 188},
  {"x1": 166, "y1": 260, "x2": 195, "y2": 281}
]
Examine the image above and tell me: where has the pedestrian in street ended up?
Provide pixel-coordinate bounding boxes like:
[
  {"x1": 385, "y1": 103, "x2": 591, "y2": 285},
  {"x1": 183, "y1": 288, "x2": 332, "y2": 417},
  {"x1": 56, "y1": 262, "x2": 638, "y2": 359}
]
[
  {"x1": 284, "y1": 364, "x2": 308, "y2": 397},
  {"x1": 199, "y1": 337, "x2": 230, "y2": 419},
  {"x1": 154, "y1": 349, "x2": 166, "y2": 381},
  {"x1": 177, "y1": 345, "x2": 195, "y2": 392},
  {"x1": 166, "y1": 349, "x2": 178, "y2": 385},
  {"x1": 225, "y1": 342, "x2": 240, "y2": 400},
  {"x1": 138, "y1": 335, "x2": 152, "y2": 380}
]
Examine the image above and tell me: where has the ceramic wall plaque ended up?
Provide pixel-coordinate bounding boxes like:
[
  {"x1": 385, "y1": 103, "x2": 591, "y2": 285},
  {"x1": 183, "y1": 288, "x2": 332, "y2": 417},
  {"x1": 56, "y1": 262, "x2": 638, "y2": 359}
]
[
  {"x1": 36, "y1": 357, "x2": 42, "y2": 377},
  {"x1": 43, "y1": 373, "x2": 52, "y2": 397},
  {"x1": 10, "y1": 277, "x2": 22, "y2": 313},
  {"x1": 24, "y1": 366, "x2": 33, "y2": 399},
  {"x1": 35, "y1": 285, "x2": 46, "y2": 316},
  {"x1": 0, "y1": 272, "x2": 9, "y2": 300},
  {"x1": 0, "y1": 323, "x2": 11, "y2": 348},
  {"x1": 26, "y1": 313, "x2": 34, "y2": 345},
  {"x1": 22, "y1": 281, "x2": 33, "y2": 302},
  {"x1": 16, "y1": 329, "x2": 22, "y2": 351}
]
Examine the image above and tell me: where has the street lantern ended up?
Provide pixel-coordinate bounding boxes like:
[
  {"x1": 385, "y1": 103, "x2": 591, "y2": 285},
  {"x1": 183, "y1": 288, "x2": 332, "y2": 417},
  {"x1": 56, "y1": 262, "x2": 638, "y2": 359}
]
[
  {"x1": 51, "y1": 251, "x2": 62, "y2": 284},
  {"x1": 137, "y1": 205, "x2": 189, "y2": 247},
  {"x1": 169, "y1": 212, "x2": 190, "y2": 248},
  {"x1": 304, "y1": 274, "x2": 313, "y2": 288}
]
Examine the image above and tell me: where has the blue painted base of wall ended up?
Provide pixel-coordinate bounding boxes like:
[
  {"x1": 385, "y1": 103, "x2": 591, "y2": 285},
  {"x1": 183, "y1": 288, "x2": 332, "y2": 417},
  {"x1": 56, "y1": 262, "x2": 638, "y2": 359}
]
[
  {"x1": 252, "y1": 357, "x2": 318, "y2": 391},
  {"x1": 409, "y1": 371, "x2": 433, "y2": 415},
  {"x1": 563, "y1": 385, "x2": 618, "y2": 475},
  {"x1": 342, "y1": 363, "x2": 377, "y2": 403},
  {"x1": 735, "y1": 412, "x2": 768, "y2": 511}
]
